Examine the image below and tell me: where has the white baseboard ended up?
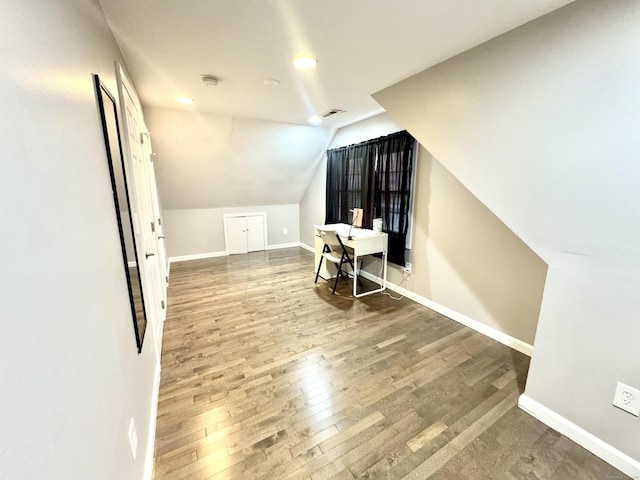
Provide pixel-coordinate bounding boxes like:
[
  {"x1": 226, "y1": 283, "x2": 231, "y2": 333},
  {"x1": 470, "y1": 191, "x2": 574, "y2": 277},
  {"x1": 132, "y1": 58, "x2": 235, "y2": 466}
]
[
  {"x1": 143, "y1": 362, "x2": 162, "y2": 480},
  {"x1": 298, "y1": 242, "x2": 316, "y2": 253},
  {"x1": 519, "y1": 395, "x2": 640, "y2": 478},
  {"x1": 359, "y1": 270, "x2": 533, "y2": 357},
  {"x1": 169, "y1": 251, "x2": 227, "y2": 263},
  {"x1": 300, "y1": 242, "x2": 315, "y2": 253},
  {"x1": 170, "y1": 244, "x2": 312, "y2": 263},
  {"x1": 267, "y1": 242, "x2": 302, "y2": 250}
]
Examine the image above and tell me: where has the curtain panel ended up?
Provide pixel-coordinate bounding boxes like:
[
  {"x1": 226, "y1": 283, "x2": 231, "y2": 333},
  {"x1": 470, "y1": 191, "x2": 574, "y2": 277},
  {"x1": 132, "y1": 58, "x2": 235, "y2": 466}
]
[
  {"x1": 325, "y1": 143, "x2": 375, "y2": 227},
  {"x1": 374, "y1": 131, "x2": 414, "y2": 265},
  {"x1": 325, "y1": 130, "x2": 415, "y2": 266}
]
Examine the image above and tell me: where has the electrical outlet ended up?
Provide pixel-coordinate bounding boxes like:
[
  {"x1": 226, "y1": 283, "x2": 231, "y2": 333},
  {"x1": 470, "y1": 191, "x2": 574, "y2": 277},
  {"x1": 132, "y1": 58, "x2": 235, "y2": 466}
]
[
  {"x1": 613, "y1": 382, "x2": 640, "y2": 416},
  {"x1": 402, "y1": 262, "x2": 412, "y2": 274},
  {"x1": 283, "y1": 228, "x2": 288, "y2": 235},
  {"x1": 128, "y1": 418, "x2": 138, "y2": 460}
]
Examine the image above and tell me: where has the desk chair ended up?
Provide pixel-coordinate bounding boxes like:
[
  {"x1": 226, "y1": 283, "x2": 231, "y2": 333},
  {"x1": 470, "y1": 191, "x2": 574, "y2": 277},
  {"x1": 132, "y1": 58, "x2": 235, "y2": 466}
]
[{"x1": 314, "y1": 227, "x2": 362, "y2": 294}]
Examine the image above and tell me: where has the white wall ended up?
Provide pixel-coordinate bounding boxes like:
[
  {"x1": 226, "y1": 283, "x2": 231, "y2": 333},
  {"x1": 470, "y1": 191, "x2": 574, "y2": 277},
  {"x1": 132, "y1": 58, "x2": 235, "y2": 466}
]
[
  {"x1": 374, "y1": 0, "x2": 640, "y2": 471},
  {"x1": 0, "y1": 1, "x2": 158, "y2": 479},
  {"x1": 164, "y1": 204, "x2": 300, "y2": 258},
  {"x1": 299, "y1": 112, "x2": 547, "y2": 346},
  {"x1": 144, "y1": 106, "x2": 332, "y2": 209}
]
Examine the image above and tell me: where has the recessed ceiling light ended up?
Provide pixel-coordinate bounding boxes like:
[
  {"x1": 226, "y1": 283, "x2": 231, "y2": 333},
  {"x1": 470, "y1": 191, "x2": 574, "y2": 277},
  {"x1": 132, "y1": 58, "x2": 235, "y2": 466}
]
[
  {"x1": 293, "y1": 56, "x2": 318, "y2": 69},
  {"x1": 175, "y1": 97, "x2": 194, "y2": 104},
  {"x1": 309, "y1": 116, "x2": 322, "y2": 125},
  {"x1": 263, "y1": 78, "x2": 281, "y2": 87}
]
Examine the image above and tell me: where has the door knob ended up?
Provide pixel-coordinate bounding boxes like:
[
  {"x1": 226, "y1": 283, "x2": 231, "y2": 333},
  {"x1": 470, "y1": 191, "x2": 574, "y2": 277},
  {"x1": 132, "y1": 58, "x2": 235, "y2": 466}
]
[{"x1": 145, "y1": 252, "x2": 155, "y2": 259}]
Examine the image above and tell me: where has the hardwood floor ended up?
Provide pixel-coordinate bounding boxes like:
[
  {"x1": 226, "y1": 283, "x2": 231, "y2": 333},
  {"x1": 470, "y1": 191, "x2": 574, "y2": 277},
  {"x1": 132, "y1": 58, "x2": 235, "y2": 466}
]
[{"x1": 153, "y1": 248, "x2": 628, "y2": 480}]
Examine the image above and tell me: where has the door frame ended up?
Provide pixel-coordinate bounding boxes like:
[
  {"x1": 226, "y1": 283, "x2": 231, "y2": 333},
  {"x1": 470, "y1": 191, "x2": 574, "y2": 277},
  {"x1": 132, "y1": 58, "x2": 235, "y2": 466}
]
[{"x1": 223, "y1": 212, "x2": 268, "y2": 254}]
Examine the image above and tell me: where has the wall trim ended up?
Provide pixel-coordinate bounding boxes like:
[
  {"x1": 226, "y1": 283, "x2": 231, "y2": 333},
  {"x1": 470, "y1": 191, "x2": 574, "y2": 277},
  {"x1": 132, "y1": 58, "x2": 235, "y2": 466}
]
[
  {"x1": 300, "y1": 242, "x2": 315, "y2": 253},
  {"x1": 358, "y1": 270, "x2": 534, "y2": 357},
  {"x1": 169, "y1": 251, "x2": 228, "y2": 263},
  {"x1": 143, "y1": 363, "x2": 162, "y2": 480},
  {"x1": 169, "y1": 244, "x2": 310, "y2": 263},
  {"x1": 267, "y1": 242, "x2": 302, "y2": 250},
  {"x1": 519, "y1": 395, "x2": 640, "y2": 478}
]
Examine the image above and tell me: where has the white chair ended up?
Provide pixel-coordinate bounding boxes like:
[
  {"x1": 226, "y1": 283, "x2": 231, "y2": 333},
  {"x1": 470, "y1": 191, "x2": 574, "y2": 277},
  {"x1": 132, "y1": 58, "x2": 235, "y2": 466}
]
[{"x1": 314, "y1": 227, "x2": 361, "y2": 294}]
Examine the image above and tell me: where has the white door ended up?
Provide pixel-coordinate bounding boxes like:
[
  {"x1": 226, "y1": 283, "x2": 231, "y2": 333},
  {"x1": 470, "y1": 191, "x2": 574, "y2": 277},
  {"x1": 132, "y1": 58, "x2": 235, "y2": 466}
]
[
  {"x1": 227, "y1": 217, "x2": 248, "y2": 254},
  {"x1": 140, "y1": 130, "x2": 168, "y2": 318},
  {"x1": 246, "y1": 215, "x2": 265, "y2": 252},
  {"x1": 224, "y1": 213, "x2": 267, "y2": 255},
  {"x1": 148, "y1": 160, "x2": 169, "y2": 279},
  {"x1": 117, "y1": 65, "x2": 164, "y2": 358}
]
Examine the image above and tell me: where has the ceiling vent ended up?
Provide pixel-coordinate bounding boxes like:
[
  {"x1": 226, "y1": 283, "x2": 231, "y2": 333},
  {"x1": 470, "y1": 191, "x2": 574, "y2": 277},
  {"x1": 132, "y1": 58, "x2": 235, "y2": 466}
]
[
  {"x1": 320, "y1": 108, "x2": 345, "y2": 118},
  {"x1": 201, "y1": 74, "x2": 219, "y2": 86}
]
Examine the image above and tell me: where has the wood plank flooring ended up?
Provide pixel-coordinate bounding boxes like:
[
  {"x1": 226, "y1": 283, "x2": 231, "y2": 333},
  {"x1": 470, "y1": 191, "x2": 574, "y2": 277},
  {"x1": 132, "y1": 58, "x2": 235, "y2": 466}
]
[{"x1": 153, "y1": 247, "x2": 628, "y2": 480}]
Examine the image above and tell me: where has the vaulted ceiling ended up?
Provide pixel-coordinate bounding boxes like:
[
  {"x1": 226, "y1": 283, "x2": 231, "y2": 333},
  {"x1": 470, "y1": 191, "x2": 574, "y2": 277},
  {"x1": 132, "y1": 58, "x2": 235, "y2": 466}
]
[
  {"x1": 98, "y1": 0, "x2": 575, "y2": 209},
  {"x1": 99, "y1": 0, "x2": 574, "y2": 128}
]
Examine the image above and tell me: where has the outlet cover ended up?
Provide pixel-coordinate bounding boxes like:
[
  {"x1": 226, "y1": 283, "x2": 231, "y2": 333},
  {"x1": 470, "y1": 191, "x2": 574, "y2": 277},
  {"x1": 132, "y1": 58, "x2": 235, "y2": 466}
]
[
  {"x1": 128, "y1": 418, "x2": 138, "y2": 460},
  {"x1": 613, "y1": 382, "x2": 640, "y2": 416}
]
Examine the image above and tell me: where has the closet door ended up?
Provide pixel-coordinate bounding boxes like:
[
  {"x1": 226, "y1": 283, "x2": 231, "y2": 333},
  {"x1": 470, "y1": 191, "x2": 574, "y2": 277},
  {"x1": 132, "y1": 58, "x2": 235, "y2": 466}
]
[
  {"x1": 246, "y1": 215, "x2": 265, "y2": 252},
  {"x1": 224, "y1": 212, "x2": 267, "y2": 255},
  {"x1": 227, "y1": 217, "x2": 249, "y2": 254}
]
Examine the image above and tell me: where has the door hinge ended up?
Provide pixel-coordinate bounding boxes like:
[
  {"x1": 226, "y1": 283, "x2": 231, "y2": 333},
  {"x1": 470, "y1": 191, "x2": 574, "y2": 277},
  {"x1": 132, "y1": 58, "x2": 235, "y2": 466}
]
[
  {"x1": 151, "y1": 221, "x2": 155, "y2": 233},
  {"x1": 161, "y1": 300, "x2": 165, "y2": 310},
  {"x1": 165, "y1": 276, "x2": 169, "y2": 284},
  {"x1": 140, "y1": 132, "x2": 150, "y2": 145}
]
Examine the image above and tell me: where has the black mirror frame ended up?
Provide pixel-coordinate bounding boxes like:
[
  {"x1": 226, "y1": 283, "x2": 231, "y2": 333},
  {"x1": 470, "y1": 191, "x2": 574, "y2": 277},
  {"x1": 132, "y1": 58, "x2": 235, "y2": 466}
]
[{"x1": 93, "y1": 74, "x2": 147, "y2": 353}]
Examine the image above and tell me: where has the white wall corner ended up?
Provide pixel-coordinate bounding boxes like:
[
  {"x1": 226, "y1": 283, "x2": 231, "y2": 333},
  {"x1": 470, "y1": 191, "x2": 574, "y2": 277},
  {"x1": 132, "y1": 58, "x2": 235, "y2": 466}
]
[
  {"x1": 360, "y1": 270, "x2": 534, "y2": 357},
  {"x1": 518, "y1": 394, "x2": 640, "y2": 479}
]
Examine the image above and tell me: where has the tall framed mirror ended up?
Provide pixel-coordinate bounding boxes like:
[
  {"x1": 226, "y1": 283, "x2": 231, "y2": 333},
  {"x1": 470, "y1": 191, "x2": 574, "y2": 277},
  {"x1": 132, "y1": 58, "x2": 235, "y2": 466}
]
[{"x1": 93, "y1": 74, "x2": 147, "y2": 352}]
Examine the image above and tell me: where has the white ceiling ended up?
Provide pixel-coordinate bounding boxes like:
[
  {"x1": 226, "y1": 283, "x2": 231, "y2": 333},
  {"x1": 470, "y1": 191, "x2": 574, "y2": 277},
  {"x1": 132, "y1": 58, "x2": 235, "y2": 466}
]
[{"x1": 99, "y1": 0, "x2": 575, "y2": 128}]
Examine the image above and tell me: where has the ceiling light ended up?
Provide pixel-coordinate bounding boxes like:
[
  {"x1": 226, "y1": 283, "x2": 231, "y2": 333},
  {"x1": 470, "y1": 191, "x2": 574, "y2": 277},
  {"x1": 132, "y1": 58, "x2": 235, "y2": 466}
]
[
  {"x1": 309, "y1": 116, "x2": 322, "y2": 124},
  {"x1": 175, "y1": 97, "x2": 194, "y2": 104},
  {"x1": 293, "y1": 56, "x2": 318, "y2": 69}
]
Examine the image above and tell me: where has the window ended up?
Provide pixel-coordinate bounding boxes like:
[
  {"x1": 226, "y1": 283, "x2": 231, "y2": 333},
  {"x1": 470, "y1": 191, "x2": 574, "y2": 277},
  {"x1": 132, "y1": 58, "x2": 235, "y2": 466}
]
[{"x1": 325, "y1": 130, "x2": 415, "y2": 266}]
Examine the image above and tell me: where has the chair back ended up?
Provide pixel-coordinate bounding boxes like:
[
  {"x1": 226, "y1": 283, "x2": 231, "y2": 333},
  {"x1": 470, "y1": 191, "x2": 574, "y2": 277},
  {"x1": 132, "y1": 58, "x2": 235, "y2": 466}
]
[{"x1": 315, "y1": 227, "x2": 345, "y2": 255}]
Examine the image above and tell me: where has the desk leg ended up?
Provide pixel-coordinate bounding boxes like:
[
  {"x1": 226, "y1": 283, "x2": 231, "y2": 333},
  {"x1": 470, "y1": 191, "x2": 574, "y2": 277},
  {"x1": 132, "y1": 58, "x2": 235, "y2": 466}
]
[
  {"x1": 353, "y1": 251, "x2": 388, "y2": 298},
  {"x1": 353, "y1": 255, "x2": 358, "y2": 297},
  {"x1": 382, "y1": 250, "x2": 387, "y2": 290}
]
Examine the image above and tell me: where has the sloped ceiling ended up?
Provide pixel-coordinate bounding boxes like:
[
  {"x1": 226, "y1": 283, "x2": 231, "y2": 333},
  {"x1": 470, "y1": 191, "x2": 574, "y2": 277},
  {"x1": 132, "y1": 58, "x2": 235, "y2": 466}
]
[
  {"x1": 99, "y1": 0, "x2": 574, "y2": 208},
  {"x1": 145, "y1": 107, "x2": 331, "y2": 208},
  {"x1": 373, "y1": 1, "x2": 640, "y2": 267}
]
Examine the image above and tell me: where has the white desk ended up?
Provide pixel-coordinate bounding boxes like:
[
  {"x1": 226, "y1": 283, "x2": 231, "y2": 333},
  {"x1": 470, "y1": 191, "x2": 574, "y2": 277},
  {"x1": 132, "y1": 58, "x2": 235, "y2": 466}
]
[{"x1": 314, "y1": 223, "x2": 388, "y2": 297}]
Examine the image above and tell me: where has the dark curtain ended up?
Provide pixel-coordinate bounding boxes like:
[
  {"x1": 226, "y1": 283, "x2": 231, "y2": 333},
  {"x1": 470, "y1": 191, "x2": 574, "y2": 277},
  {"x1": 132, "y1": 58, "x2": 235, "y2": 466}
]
[
  {"x1": 325, "y1": 130, "x2": 415, "y2": 266},
  {"x1": 325, "y1": 148, "x2": 346, "y2": 224},
  {"x1": 325, "y1": 143, "x2": 375, "y2": 226},
  {"x1": 374, "y1": 131, "x2": 415, "y2": 266}
]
